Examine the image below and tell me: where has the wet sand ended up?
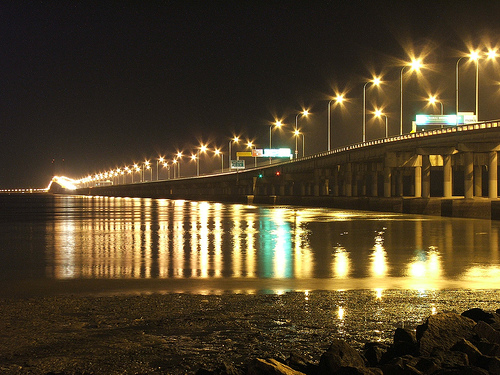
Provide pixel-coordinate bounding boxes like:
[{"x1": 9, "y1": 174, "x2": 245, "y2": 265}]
[{"x1": 1, "y1": 290, "x2": 499, "y2": 374}]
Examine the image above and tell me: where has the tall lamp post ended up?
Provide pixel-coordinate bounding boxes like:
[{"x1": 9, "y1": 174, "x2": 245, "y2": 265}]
[
  {"x1": 214, "y1": 149, "x2": 224, "y2": 172},
  {"x1": 428, "y1": 95, "x2": 444, "y2": 116},
  {"x1": 400, "y1": 59, "x2": 423, "y2": 135},
  {"x1": 195, "y1": 145, "x2": 207, "y2": 176},
  {"x1": 247, "y1": 141, "x2": 257, "y2": 167},
  {"x1": 176, "y1": 152, "x2": 182, "y2": 177},
  {"x1": 455, "y1": 56, "x2": 466, "y2": 116},
  {"x1": 294, "y1": 110, "x2": 309, "y2": 158},
  {"x1": 269, "y1": 120, "x2": 282, "y2": 164},
  {"x1": 374, "y1": 109, "x2": 388, "y2": 138},
  {"x1": 327, "y1": 94, "x2": 345, "y2": 151},
  {"x1": 363, "y1": 77, "x2": 381, "y2": 142},
  {"x1": 228, "y1": 136, "x2": 239, "y2": 171},
  {"x1": 172, "y1": 159, "x2": 178, "y2": 179},
  {"x1": 294, "y1": 129, "x2": 305, "y2": 158},
  {"x1": 157, "y1": 157, "x2": 164, "y2": 181}
]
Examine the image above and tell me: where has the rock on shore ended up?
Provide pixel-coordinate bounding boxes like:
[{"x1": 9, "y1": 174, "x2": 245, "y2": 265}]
[{"x1": 198, "y1": 307, "x2": 500, "y2": 375}]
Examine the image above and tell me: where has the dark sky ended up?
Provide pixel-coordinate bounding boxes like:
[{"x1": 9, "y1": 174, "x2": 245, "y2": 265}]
[{"x1": 3, "y1": 0, "x2": 500, "y2": 188}]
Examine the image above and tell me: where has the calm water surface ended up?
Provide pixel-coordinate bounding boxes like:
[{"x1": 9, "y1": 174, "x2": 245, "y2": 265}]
[{"x1": 1, "y1": 194, "x2": 500, "y2": 296}]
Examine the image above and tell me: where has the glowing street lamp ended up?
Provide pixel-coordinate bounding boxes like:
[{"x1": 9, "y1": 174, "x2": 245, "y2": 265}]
[
  {"x1": 162, "y1": 162, "x2": 170, "y2": 179},
  {"x1": 228, "y1": 136, "x2": 239, "y2": 171},
  {"x1": 214, "y1": 149, "x2": 224, "y2": 172},
  {"x1": 400, "y1": 58, "x2": 423, "y2": 135},
  {"x1": 363, "y1": 77, "x2": 381, "y2": 142},
  {"x1": 294, "y1": 129, "x2": 305, "y2": 158},
  {"x1": 172, "y1": 159, "x2": 178, "y2": 179},
  {"x1": 374, "y1": 109, "x2": 388, "y2": 138},
  {"x1": 143, "y1": 160, "x2": 152, "y2": 181},
  {"x1": 294, "y1": 110, "x2": 309, "y2": 158},
  {"x1": 327, "y1": 94, "x2": 345, "y2": 151},
  {"x1": 428, "y1": 95, "x2": 444, "y2": 116},
  {"x1": 247, "y1": 141, "x2": 257, "y2": 167},
  {"x1": 157, "y1": 156, "x2": 165, "y2": 181},
  {"x1": 269, "y1": 120, "x2": 282, "y2": 164},
  {"x1": 175, "y1": 152, "x2": 183, "y2": 177},
  {"x1": 195, "y1": 145, "x2": 208, "y2": 176}
]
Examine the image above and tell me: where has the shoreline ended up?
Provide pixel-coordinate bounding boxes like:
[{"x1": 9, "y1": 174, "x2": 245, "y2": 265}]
[{"x1": 2, "y1": 290, "x2": 500, "y2": 374}]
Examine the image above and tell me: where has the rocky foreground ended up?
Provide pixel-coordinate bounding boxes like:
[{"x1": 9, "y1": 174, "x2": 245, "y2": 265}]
[
  {"x1": 208, "y1": 307, "x2": 500, "y2": 375},
  {"x1": 1, "y1": 290, "x2": 500, "y2": 374}
]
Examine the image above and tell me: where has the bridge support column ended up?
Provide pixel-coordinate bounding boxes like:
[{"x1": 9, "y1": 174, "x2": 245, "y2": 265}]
[
  {"x1": 371, "y1": 169, "x2": 378, "y2": 197},
  {"x1": 464, "y1": 152, "x2": 474, "y2": 199},
  {"x1": 422, "y1": 155, "x2": 431, "y2": 198},
  {"x1": 352, "y1": 167, "x2": 358, "y2": 197},
  {"x1": 345, "y1": 163, "x2": 352, "y2": 197},
  {"x1": 332, "y1": 167, "x2": 339, "y2": 196},
  {"x1": 414, "y1": 166, "x2": 422, "y2": 198},
  {"x1": 443, "y1": 154, "x2": 453, "y2": 198},
  {"x1": 489, "y1": 151, "x2": 498, "y2": 199},
  {"x1": 474, "y1": 166, "x2": 482, "y2": 197},
  {"x1": 323, "y1": 179, "x2": 329, "y2": 195},
  {"x1": 383, "y1": 166, "x2": 391, "y2": 197},
  {"x1": 397, "y1": 170, "x2": 403, "y2": 197}
]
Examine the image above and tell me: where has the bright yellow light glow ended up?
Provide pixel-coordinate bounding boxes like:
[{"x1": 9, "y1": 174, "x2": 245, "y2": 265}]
[
  {"x1": 159, "y1": 156, "x2": 165, "y2": 163},
  {"x1": 275, "y1": 120, "x2": 282, "y2": 127},
  {"x1": 302, "y1": 109, "x2": 309, "y2": 116},
  {"x1": 372, "y1": 77, "x2": 381, "y2": 85},
  {"x1": 176, "y1": 152, "x2": 183, "y2": 158},
  {"x1": 374, "y1": 109, "x2": 383, "y2": 117},
  {"x1": 294, "y1": 129, "x2": 300, "y2": 136},
  {"x1": 487, "y1": 49, "x2": 498, "y2": 60},
  {"x1": 470, "y1": 50, "x2": 480, "y2": 61},
  {"x1": 410, "y1": 58, "x2": 422, "y2": 71},
  {"x1": 172, "y1": 159, "x2": 177, "y2": 164},
  {"x1": 335, "y1": 94, "x2": 344, "y2": 104},
  {"x1": 191, "y1": 154, "x2": 197, "y2": 161},
  {"x1": 233, "y1": 136, "x2": 239, "y2": 143},
  {"x1": 144, "y1": 160, "x2": 150, "y2": 166},
  {"x1": 338, "y1": 306, "x2": 345, "y2": 320},
  {"x1": 214, "y1": 149, "x2": 220, "y2": 155}
]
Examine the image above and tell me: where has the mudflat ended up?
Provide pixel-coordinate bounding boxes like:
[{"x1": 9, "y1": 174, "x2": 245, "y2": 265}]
[{"x1": 1, "y1": 290, "x2": 498, "y2": 374}]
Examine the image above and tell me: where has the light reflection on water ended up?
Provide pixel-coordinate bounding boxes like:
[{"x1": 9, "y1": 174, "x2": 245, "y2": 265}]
[{"x1": 2, "y1": 194, "x2": 500, "y2": 293}]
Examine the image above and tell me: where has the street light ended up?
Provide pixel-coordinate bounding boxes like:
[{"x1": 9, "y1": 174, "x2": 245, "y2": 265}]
[
  {"x1": 214, "y1": 149, "x2": 224, "y2": 172},
  {"x1": 176, "y1": 152, "x2": 183, "y2": 177},
  {"x1": 172, "y1": 159, "x2": 178, "y2": 179},
  {"x1": 293, "y1": 129, "x2": 305, "y2": 158},
  {"x1": 294, "y1": 110, "x2": 309, "y2": 158},
  {"x1": 374, "y1": 109, "x2": 388, "y2": 138},
  {"x1": 269, "y1": 120, "x2": 282, "y2": 164},
  {"x1": 363, "y1": 77, "x2": 381, "y2": 142},
  {"x1": 400, "y1": 58, "x2": 423, "y2": 135},
  {"x1": 157, "y1": 157, "x2": 164, "y2": 181},
  {"x1": 467, "y1": 48, "x2": 498, "y2": 121},
  {"x1": 247, "y1": 141, "x2": 257, "y2": 167},
  {"x1": 144, "y1": 160, "x2": 152, "y2": 181},
  {"x1": 228, "y1": 136, "x2": 239, "y2": 171},
  {"x1": 196, "y1": 145, "x2": 207, "y2": 176},
  {"x1": 427, "y1": 95, "x2": 444, "y2": 115},
  {"x1": 327, "y1": 94, "x2": 345, "y2": 151}
]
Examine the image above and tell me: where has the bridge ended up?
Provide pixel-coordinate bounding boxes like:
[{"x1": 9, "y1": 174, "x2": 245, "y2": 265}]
[{"x1": 73, "y1": 120, "x2": 500, "y2": 220}]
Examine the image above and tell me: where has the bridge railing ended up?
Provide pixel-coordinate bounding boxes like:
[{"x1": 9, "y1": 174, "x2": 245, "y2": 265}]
[{"x1": 296, "y1": 120, "x2": 500, "y2": 163}]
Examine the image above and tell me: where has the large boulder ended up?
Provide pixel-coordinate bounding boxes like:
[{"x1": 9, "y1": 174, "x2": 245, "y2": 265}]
[
  {"x1": 417, "y1": 313, "x2": 476, "y2": 356},
  {"x1": 318, "y1": 339, "x2": 366, "y2": 374}
]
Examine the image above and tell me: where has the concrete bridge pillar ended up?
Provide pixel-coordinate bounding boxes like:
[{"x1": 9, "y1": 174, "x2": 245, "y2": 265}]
[
  {"x1": 422, "y1": 155, "x2": 431, "y2": 198},
  {"x1": 489, "y1": 151, "x2": 498, "y2": 199},
  {"x1": 443, "y1": 154, "x2": 453, "y2": 198},
  {"x1": 464, "y1": 152, "x2": 474, "y2": 199},
  {"x1": 345, "y1": 163, "x2": 352, "y2": 197},
  {"x1": 414, "y1": 166, "x2": 422, "y2": 198},
  {"x1": 300, "y1": 182, "x2": 306, "y2": 196},
  {"x1": 474, "y1": 166, "x2": 482, "y2": 197},
  {"x1": 397, "y1": 170, "x2": 403, "y2": 197},
  {"x1": 352, "y1": 168, "x2": 358, "y2": 197},
  {"x1": 332, "y1": 167, "x2": 339, "y2": 196},
  {"x1": 279, "y1": 184, "x2": 285, "y2": 196},
  {"x1": 371, "y1": 169, "x2": 378, "y2": 197},
  {"x1": 383, "y1": 166, "x2": 391, "y2": 197}
]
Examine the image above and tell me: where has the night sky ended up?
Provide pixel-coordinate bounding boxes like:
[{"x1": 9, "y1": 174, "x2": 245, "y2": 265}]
[{"x1": 3, "y1": 1, "x2": 500, "y2": 188}]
